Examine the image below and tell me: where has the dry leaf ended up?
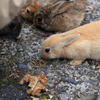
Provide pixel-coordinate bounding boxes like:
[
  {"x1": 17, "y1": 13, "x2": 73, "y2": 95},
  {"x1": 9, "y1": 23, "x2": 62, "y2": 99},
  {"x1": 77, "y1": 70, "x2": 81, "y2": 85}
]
[
  {"x1": 19, "y1": 74, "x2": 48, "y2": 96},
  {"x1": 28, "y1": 76, "x2": 38, "y2": 87},
  {"x1": 37, "y1": 74, "x2": 48, "y2": 84},
  {"x1": 96, "y1": 66, "x2": 100, "y2": 69},
  {"x1": 29, "y1": 82, "x2": 46, "y2": 96},
  {"x1": 19, "y1": 74, "x2": 31, "y2": 85}
]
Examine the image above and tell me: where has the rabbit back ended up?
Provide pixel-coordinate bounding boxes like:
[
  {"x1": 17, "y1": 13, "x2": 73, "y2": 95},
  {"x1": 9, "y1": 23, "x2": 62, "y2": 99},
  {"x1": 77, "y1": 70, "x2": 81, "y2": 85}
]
[{"x1": 61, "y1": 21, "x2": 100, "y2": 59}]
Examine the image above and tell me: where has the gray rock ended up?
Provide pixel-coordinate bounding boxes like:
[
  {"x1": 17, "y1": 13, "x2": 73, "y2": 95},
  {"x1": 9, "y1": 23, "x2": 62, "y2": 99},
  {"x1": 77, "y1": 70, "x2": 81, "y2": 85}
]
[
  {"x1": 58, "y1": 86, "x2": 68, "y2": 94},
  {"x1": 0, "y1": 60, "x2": 4, "y2": 65},
  {"x1": 33, "y1": 50, "x2": 38, "y2": 53},
  {"x1": 0, "y1": 67, "x2": 5, "y2": 72},
  {"x1": 18, "y1": 64, "x2": 28, "y2": 69},
  {"x1": 63, "y1": 78, "x2": 77, "y2": 84},
  {"x1": 97, "y1": 76, "x2": 100, "y2": 81},
  {"x1": 3, "y1": 61, "x2": 7, "y2": 66},
  {"x1": 17, "y1": 48, "x2": 24, "y2": 52}
]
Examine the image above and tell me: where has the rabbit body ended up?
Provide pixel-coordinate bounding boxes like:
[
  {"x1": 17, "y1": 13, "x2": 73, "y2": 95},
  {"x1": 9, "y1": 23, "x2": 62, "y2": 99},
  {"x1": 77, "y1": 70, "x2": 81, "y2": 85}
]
[
  {"x1": 33, "y1": 0, "x2": 87, "y2": 32},
  {"x1": 40, "y1": 21, "x2": 100, "y2": 66},
  {"x1": 19, "y1": 0, "x2": 40, "y2": 22}
]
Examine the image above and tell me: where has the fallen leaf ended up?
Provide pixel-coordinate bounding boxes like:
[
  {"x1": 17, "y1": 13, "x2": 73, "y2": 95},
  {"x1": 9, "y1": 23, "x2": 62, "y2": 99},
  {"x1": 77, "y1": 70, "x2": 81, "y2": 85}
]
[
  {"x1": 28, "y1": 76, "x2": 38, "y2": 87},
  {"x1": 19, "y1": 74, "x2": 31, "y2": 85},
  {"x1": 29, "y1": 82, "x2": 46, "y2": 95},
  {"x1": 37, "y1": 74, "x2": 48, "y2": 84},
  {"x1": 19, "y1": 74, "x2": 48, "y2": 96},
  {"x1": 96, "y1": 66, "x2": 100, "y2": 69}
]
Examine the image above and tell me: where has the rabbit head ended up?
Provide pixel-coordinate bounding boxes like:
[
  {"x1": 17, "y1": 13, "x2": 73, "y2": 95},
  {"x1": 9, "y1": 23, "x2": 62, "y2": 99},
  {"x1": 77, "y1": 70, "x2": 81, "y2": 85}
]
[
  {"x1": 0, "y1": 15, "x2": 23, "y2": 39},
  {"x1": 33, "y1": 1, "x2": 73, "y2": 31},
  {"x1": 40, "y1": 30, "x2": 80, "y2": 59},
  {"x1": 19, "y1": 0, "x2": 40, "y2": 22}
]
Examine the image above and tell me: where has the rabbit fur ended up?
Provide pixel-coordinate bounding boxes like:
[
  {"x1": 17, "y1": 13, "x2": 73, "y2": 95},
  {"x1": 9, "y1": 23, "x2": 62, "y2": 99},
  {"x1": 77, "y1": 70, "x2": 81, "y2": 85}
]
[
  {"x1": 33, "y1": 0, "x2": 87, "y2": 32},
  {"x1": 39, "y1": 0, "x2": 74, "y2": 6},
  {"x1": 19, "y1": 0, "x2": 40, "y2": 22},
  {"x1": 40, "y1": 21, "x2": 100, "y2": 66}
]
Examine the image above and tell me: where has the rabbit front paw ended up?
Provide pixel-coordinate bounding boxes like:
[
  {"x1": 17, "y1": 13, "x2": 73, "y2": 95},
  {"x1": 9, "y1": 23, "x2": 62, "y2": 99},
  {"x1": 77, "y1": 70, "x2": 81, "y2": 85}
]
[{"x1": 70, "y1": 60, "x2": 84, "y2": 66}]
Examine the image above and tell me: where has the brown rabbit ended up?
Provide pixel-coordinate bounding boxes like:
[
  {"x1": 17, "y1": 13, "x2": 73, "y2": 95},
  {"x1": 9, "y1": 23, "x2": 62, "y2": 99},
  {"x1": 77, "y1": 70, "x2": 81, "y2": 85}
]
[
  {"x1": 0, "y1": 15, "x2": 24, "y2": 39},
  {"x1": 40, "y1": 21, "x2": 100, "y2": 66},
  {"x1": 33, "y1": 0, "x2": 87, "y2": 32},
  {"x1": 19, "y1": 0, "x2": 40, "y2": 22}
]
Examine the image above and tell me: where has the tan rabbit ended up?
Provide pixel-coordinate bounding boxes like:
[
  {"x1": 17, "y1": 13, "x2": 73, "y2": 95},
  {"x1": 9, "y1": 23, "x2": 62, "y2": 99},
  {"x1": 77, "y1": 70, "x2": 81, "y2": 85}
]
[
  {"x1": 19, "y1": 0, "x2": 40, "y2": 22},
  {"x1": 33, "y1": 0, "x2": 87, "y2": 32},
  {"x1": 40, "y1": 21, "x2": 100, "y2": 66}
]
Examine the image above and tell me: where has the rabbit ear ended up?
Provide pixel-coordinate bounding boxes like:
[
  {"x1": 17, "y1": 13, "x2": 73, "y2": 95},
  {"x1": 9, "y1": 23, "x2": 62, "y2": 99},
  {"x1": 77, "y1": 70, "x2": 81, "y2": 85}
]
[
  {"x1": 61, "y1": 30, "x2": 79, "y2": 37},
  {"x1": 52, "y1": 1, "x2": 73, "y2": 16},
  {"x1": 58, "y1": 33, "x2": 80, "y2": 48}
]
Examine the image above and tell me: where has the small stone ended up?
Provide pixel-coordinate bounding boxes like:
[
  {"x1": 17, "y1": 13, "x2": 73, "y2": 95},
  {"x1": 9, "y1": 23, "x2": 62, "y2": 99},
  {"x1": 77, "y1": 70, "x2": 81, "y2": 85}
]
[
  {"x1": 87, "y1": 80, "x2": 92, "y2": 83},
  {"x1": 91, "y1": 65, "x2": 96, "y2": 69},
  {"x1": 0, "y1": 60, "x2": 4, "y2": 65},
  {"x1": 18, "y1": 64, "x2": 28, "y2": 69},
  {"x1": 3, "y1": 61, "x2": 7, "y2": 66},
  {"x1": 84, "y1": 70, "x2": 90, "y2": 75},
  {"x1": 0, "y1": 67, "x2": 5, "y2": 72},
  {"x1": 33, "y1": 50, "x2": 38, "y2": 53},
  {"x1": 17, "y1": 48, "x2": 24, "y2": 52},
  {"x1": 32, "y1": 38, "x2": 36, "y2": 41},
  {"x1": 38, "y1": 36, "x2": 42, "y2": 39},
  {"x1": 58, "y1": 87, "x2": 68, "y2": 94},
  {"x1": 63, "y1": 78, "x2": 77, "y2": 84},
  {"x1": 97, "y1": 76, "x2": 100, "y2": 81},
  {"x1": 84, "y1": 16, "x2": 90, "y2": 22},
  {"x1": 0, "y1": 52, "x2": 6, "y2": 55}
]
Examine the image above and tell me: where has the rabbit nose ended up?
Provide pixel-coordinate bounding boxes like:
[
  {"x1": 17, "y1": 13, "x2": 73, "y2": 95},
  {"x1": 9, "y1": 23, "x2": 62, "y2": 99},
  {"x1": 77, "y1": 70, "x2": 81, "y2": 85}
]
[{"x1": 37, "y1": 18, "x2": 42, "y2": 22}]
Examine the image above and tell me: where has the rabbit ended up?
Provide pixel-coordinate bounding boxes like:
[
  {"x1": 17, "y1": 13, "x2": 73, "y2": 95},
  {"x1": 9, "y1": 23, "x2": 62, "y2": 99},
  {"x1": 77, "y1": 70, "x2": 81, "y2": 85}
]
[
  {"x1": 19, "y1": 0, "x2": 40, "y2": 22},
  {"x1": 0, "y1": 15, "x2": 24, "y2": 39},
  {"x1": 33, "y1": 0, "x2": 87, "y2": 32},
  {"x1": 40, "y1": 21, "x2": 100, "y2": 66}
]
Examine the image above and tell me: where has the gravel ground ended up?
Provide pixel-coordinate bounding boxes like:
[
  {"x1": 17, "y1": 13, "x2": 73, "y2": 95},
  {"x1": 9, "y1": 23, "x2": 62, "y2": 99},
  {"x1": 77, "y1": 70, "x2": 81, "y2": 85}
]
[{"x1": 0, "y1": 0, "x2": 100, "y2": 100}]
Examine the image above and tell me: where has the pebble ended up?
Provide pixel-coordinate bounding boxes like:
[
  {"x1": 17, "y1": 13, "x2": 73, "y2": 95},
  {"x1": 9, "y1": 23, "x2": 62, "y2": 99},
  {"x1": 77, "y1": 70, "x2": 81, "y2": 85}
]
[
  {"x1": 84, "y1": 70, "x2": 90, "y2": 75},
  {"x1": 0, "y1": 67, "x2": 5, "y2": 72},
  {"x1": 17, "y1": 48, "x2": 24, "y2": 52},
  {"x1": 84, "y1": 16, "x2": 90, "y2": 22},
  {"x1": 87, "y1": 79, "x2": 92, "y2": 83},
  {"x1": 3, "y1": 61, "x2": 7, "y2": 66},
  {"x1": 58, "y1": 87, "x2": 68, "y2": 94},
  {"x1": 0, "y1": 52, "x2": 6, "y2": 55},
  {"x1": 63, "y1": 78, "x2": 77, "y2": 85},
  {"x1": 91, "y1": 65, "x2": 96, "y2": 69},
  {"x1": 97, "y1": 76, "x2": 100, "y2": 81},
  {"x1": 0, "y1": 60, "x2": 4, "y2": 65},
  {"x1": 38, "y1": 36, "x2": 42, "y2": 39},
  {"x1": 18, "y1": 64, "x2": 28, "y2": 69},
  {"x1": 33, "y1": 50, "x2": 38, "y2": 53}
]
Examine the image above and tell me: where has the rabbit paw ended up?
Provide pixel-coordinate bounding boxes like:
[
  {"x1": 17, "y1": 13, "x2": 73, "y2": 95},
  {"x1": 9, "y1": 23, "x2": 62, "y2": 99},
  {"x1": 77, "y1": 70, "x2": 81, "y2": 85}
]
[{"x1": 70, "y1": 60, "x2": 83, "y2": 66}]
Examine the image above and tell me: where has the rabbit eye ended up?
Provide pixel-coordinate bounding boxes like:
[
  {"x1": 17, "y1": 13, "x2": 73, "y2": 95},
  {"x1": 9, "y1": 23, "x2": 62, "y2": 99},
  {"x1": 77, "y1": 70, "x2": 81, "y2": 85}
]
[
  {"x1": 37, "y1": 18, "x2": 42, "y2": 22},
  {"x1": 26, "y1": 9, "x2": 30, "y2": 14},
  {"x1": 45, "y1": 48, "x2": 50, "y2": 53},
  {"x1": 9, "y1": 22, "x2": 16, "y2": 29}
]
